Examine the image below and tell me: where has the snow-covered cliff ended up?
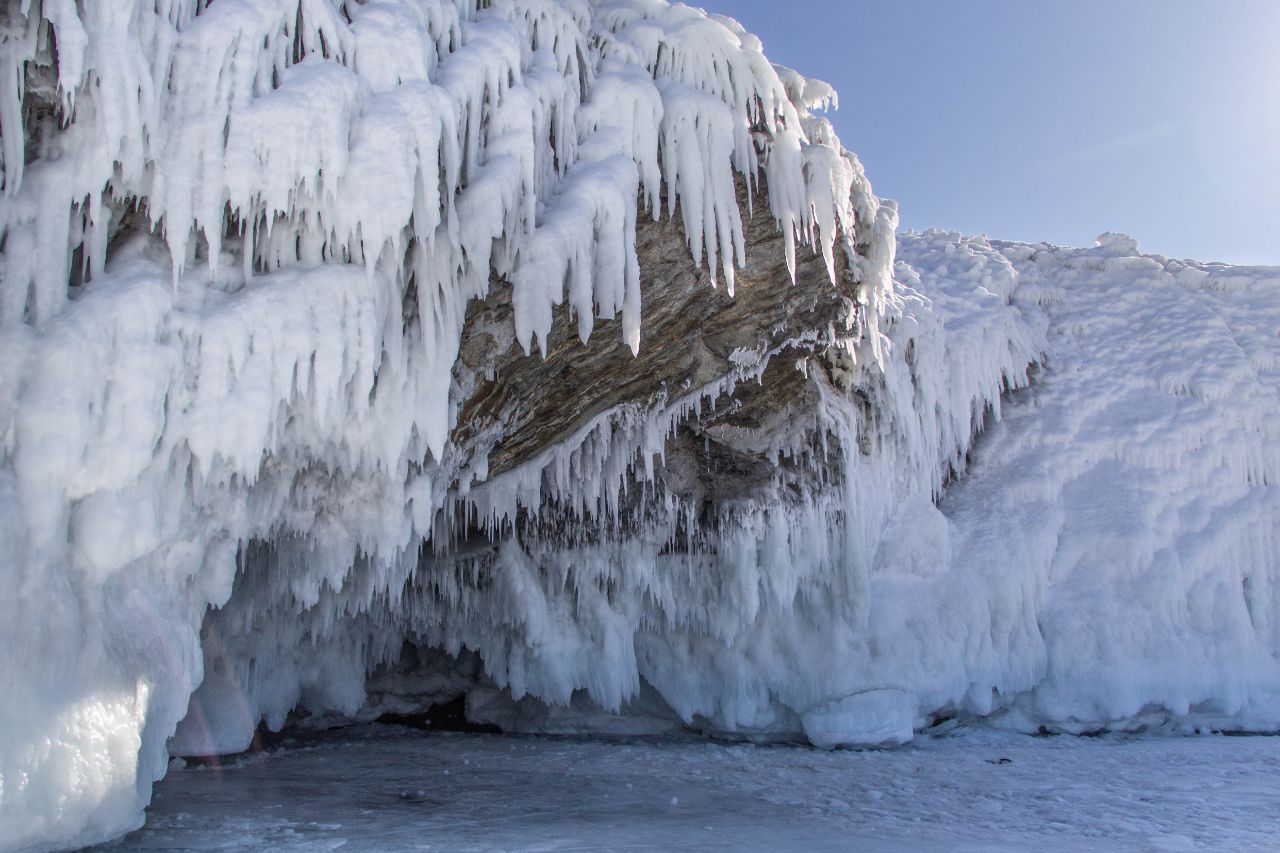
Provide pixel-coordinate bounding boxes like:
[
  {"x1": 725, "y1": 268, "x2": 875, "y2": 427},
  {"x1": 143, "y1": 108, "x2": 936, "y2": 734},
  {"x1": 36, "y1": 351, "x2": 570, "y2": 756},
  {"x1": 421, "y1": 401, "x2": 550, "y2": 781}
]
[{"x1": 1, "y1": 1, "x2": 1279, "y2": 850}]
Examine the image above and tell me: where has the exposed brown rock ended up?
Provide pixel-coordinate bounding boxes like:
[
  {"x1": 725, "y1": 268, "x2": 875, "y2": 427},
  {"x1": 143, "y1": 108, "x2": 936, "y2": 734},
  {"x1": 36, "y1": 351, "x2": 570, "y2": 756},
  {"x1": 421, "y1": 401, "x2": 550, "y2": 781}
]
[{"x1": 451, "y1": 180, "x2": 865, "y2": 488}]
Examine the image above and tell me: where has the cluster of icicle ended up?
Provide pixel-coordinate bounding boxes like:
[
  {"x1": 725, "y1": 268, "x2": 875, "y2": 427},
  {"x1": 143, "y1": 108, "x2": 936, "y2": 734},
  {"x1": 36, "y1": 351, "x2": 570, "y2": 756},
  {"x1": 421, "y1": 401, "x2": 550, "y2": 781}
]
[{"x1": 0, "y1": 1, "x2": 914, "y2": 849}]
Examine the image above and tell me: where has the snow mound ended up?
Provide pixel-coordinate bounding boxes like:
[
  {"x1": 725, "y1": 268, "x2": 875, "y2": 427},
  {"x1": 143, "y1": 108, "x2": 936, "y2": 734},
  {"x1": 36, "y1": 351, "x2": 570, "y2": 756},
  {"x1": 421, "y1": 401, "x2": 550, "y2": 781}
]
[{"x1": 1095, "y1": 231, "x2": 1141, "y2": 254}]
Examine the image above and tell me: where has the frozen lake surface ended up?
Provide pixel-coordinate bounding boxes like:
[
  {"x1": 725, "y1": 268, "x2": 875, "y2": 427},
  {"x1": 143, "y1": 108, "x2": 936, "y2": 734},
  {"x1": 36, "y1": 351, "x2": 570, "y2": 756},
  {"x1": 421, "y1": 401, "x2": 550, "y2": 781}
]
[{"x1": 109, "y1": 726, "x2": 1280, "y2": 851}]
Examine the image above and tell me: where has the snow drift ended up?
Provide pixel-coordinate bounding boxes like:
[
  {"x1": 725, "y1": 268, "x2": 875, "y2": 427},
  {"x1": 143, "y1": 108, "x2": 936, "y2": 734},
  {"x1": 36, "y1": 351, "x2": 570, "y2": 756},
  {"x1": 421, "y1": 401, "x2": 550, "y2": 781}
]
[{"x1": 1, "y1": 1, "x2": 1279, "y2": 850}]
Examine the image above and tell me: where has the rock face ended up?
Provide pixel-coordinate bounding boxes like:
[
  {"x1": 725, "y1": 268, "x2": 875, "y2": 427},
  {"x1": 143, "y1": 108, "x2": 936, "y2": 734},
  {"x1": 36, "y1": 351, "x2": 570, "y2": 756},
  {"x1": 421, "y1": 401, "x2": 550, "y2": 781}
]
[
  {"x1": 455, "y1": 178, "x2": 864, "y2": 495},
  {"x1": 182, "y1": 178, "x2": 901, "y2": 748},
  {"x1": 444, "y1": 175, "x2": 878, "y2": 685}
]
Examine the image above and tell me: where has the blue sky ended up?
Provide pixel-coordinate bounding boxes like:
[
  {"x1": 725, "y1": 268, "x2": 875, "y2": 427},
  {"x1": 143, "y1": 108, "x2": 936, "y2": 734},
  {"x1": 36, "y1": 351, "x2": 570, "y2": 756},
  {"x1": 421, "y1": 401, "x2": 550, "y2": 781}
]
[{"x1": 708, "y1": 1, "x2": 1280, "y2": 265}]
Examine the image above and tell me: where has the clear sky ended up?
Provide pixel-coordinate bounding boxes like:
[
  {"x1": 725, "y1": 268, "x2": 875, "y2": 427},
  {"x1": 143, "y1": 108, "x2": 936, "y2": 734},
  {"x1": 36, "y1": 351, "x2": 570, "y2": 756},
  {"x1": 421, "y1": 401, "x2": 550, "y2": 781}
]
[{"x1": 706, "y1": 1, "x2": 1280, "y2": 265}]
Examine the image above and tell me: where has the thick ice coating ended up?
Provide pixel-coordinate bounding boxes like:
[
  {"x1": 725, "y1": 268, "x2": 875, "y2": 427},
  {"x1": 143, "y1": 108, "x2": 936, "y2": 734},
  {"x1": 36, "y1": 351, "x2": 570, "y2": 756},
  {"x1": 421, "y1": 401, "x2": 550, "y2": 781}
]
[
  {"x1": 0, "y1": 1, "x2": 881, "y2": 847},
  {"x1": 1, "y1": 2, "x2": 1279, "y2": 851}
]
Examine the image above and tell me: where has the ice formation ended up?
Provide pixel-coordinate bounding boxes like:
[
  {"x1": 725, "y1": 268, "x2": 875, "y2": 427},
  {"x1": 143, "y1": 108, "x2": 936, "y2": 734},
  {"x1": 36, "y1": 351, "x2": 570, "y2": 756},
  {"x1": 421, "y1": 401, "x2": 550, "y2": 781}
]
[{"x1": 1, "y1": 1, "x2": 1279, "y2": 850}]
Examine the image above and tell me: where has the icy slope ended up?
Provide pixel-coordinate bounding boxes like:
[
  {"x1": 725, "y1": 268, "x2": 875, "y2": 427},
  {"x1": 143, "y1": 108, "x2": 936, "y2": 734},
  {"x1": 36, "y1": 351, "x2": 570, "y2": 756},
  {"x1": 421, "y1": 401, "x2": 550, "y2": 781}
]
[
  {"x1": 935, "y1": 232, "x2": 1280, "y2": 731},
  {"x1": 1, "y1": 1, "x2": 1279, "y2": 851}
]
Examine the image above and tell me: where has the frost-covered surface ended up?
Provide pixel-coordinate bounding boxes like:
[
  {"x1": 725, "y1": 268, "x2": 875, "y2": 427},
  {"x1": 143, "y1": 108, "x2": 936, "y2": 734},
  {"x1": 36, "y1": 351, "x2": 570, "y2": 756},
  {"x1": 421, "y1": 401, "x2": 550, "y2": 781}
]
[
  {"x1": 3, "y1": 1, "x2": 1280, "y2": 850},
  {"x1": 0, "y1": 1, "x2": 895, "y2": 848},
  {"x1": 933, "y1": 232, "x2": 1280, "y2": 732},
  {"x1": 115, "y1": 726, "x2": 1280, "y2": 851}
]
